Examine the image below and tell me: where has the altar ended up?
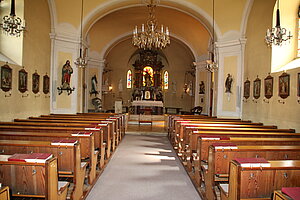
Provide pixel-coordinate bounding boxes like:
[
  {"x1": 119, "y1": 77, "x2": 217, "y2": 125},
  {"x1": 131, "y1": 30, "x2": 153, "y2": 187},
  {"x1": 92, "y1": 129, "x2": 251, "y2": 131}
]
[{"x1": 131, "y1": 100, "x2": 163, "y2": 115}]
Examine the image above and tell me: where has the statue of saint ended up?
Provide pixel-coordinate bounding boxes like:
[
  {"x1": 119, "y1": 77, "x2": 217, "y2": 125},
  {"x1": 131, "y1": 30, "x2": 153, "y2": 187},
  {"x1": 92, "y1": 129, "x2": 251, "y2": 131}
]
[
  {"x1": 225, "y1": 74, "x2": 233, "y2": 93},
  {"x1": 144, "y1": 71, "x2": 152, "y2": 87},
  {"x1": 90, "y1": 75, "x2": 98, "y2": 95},
  {"x1": 61, "y1": 60, "x2": 73, "y2": 88}
]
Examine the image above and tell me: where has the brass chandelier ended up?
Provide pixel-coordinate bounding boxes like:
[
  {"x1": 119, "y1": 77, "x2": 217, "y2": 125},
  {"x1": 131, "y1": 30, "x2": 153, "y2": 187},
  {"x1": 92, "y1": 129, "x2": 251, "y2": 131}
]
[
  {"x1": 0, "y1": 0, "x2": 25, "y2": 37},
  {"x1": 265, "y1": 0, "x2": 292, "y2": 46},
  {"x1": 132, "y1": 0, "x2": 170, "y2": 50}
]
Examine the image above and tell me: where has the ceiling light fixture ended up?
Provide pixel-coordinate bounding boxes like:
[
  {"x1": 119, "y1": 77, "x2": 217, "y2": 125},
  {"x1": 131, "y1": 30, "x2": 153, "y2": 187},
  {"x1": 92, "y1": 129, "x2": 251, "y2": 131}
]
[
  {"x1": 132, "y1": 0, "x2": 170, "y2": 50},
  {"x1": 74, "y1": 0, "x2": 87, "y2": 68},
  {"x1": 265, "y1": 0, "x2": 292, "y2": 46},
  {"x1": 0, "y1": 0, "x2": 25, "y2": 37},
  {"x1": 206, "y1": 0, "x2": 218, "y2": 72}
]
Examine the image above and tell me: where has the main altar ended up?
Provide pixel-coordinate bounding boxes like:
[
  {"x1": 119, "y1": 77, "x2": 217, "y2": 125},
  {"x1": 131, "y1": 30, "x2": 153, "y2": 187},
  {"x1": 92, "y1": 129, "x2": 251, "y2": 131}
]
[
  {"x1": 132, "y1": 100, "x2": 163, "y2": 115},
  {"x1": 130, "y1": 50, "x2": 165, "y2": 115}
]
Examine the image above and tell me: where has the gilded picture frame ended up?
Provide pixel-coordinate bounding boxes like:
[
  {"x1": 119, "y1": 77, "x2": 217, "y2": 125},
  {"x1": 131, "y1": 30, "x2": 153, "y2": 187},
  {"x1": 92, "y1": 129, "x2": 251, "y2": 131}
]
[
  {"x1": 243, "y1": 79, "x2": 250, "y2": 99},
  {"x1": 18, "y1": 68, "x2": 28, "y2": 93},
  {"x1": 253, "y1": 77, "x2": 261, "y2": 99},
  {"x1": 278, "y1": 72, "x2": 290, "y2": 99},
  {"x1": 264, "y1": 74, "x2": 273, "y2": 99},
  {"x1": 43, "y1": 74, "x2": 50, "y2": 94},
  {"x1": 297, "y1": 73, "x2": 300, "y2": 97},
  {"x1": 1, "y1": 64, "x2": 12, "y2": 92},
  {"x1": 32, "y1": 72, "x2": 40, "y2": 94}
]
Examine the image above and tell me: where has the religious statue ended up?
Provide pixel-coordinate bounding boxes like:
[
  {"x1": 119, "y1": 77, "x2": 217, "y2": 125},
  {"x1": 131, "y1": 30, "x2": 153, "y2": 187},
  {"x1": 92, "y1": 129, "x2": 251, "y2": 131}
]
[
  {"x1": 199, "y1": 81, "x2": 205, "y2": 94},
  {"x1": 90, "y1": 75, "x2": 98, "y2": 96},
  {"x1": 144, "y1": 71, "x2": 152, "y2": 87},
  {"x1": 225, "y1": 74, "x2": 233, "y2": 93},
  {"x1": 155, "y1": 88, "x2": 163, "y2": 102},
  {"x1": 61, "y1": 60, "x2": 73, "y2": 88}
]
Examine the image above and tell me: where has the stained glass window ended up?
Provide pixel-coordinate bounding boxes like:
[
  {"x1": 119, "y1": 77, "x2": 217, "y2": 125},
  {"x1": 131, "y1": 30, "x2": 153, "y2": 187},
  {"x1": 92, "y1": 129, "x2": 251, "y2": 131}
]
[
  {"x1": 164, "y1": 71, "x2": 168, "y2": 89},
  {"x1": 127, "y1": 70, "x2": 132, "y2": 88},
  {"x1": 143, "y1": 66, "x2": 154, "y2": 87}
]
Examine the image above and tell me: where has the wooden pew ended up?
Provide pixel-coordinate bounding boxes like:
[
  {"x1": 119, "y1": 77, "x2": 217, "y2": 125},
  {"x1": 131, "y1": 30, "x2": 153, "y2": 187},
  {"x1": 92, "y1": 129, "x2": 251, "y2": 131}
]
[
  {"x1": 219, "y1": 160, "x2": 300, "y2": 200},
  {"x1": 0, "y1": 140, "x2": 86, "y2": 200},
  {"x1": 0, "y1": 156, "x2": 69, "y2": 200},
  {"x1": 273, "y1": 188, "x2": 300, "y2": 200},
  {"x1": 25, "y1": 116, "x2": 119, "y2": 154},
  {"x1": 0, "y1": 124, "x2": 106, "y2": 167},
  {"x1": 181, "y1": 125, "x2": 295, "y2": 150},
  {"x1": 183, "y1": 129, "x2": 299, "y2": 163},
  {"x1": 192, "y1": 137, "x2": 300, "y2": 187},
  {"x1": 204, "y1": 145, "x2": 300, "y2": 200},
  {"x1": 15, "y1": 118, "x2": 114, "y2": 159},
  {"x1": 0, "y1": 131, "x2": 98, "y2": 185},
  {"x1": 0, "y1": 186, "x2": 10, "y2": 200}
]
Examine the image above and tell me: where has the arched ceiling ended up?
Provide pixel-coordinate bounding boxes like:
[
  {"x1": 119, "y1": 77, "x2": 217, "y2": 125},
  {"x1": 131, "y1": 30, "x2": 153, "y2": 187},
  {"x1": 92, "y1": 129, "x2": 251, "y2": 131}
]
[{"x1": 87, "y1": 6, "x2": 210, "y2": 60}]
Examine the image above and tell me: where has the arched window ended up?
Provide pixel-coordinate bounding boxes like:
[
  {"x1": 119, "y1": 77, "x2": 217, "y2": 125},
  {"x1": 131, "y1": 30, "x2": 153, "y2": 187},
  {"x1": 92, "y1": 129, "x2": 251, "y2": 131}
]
[
  {"x1": 126, "y1": 70, "x2": 132, "y2": 88},
  {"x1": 163, "y1": 71, "x2": 168, "y2": 89},
  {"x1": 271, "y1": 0, "x2": 299, "y2": 72},
  {"x1": 143, "y1": 66, "x2": 153, "y2": 87}
]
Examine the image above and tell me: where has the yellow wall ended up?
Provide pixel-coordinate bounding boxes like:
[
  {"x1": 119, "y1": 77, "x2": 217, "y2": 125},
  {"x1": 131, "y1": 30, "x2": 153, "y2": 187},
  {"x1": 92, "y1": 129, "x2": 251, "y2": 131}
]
[
  {"x1": 0, "y1": 0, "x2": 24, "y2": 65},
  {"x1": 244, "y1": 0, "x2": 300, "y2": 132},
  {"x1": 0, "y1": 0, "x2": 51, "y2": 121}
]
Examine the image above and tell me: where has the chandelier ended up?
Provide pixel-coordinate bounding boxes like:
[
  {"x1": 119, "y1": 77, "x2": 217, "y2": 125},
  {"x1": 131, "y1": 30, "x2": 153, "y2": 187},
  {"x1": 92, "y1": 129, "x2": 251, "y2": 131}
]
[
  {"x1": 206, "y1": 0, "x2": 218, "y2": 73},
  {"x1": 132, "y1": 0, "x2": 170, "y2": 50},
  {"x1": 0, "y1": 0, "x2": 25, "y2": 37},
  {"x1": 74, "y1": 0, "x2": 87, "y2": 68},
  {"x1": 265, "y1": 0, "x2": 292, "y2": 46}
]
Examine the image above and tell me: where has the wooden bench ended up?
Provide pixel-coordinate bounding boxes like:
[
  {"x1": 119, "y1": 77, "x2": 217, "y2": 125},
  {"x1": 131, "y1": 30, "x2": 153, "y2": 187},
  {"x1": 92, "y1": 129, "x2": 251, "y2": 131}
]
[
  {"x1": 219, "y1": 160, "x2": 300, "y2": 200},
  {"x1": 191, "y1": 137, "x2": 300, "y2": 187},
  {"x1": 25, "y1": 116, "x2": 118, "y2": 155},
  {"x1": 0, "y1": 124, "x2": 106, "y2": 167},
  {"x1": 204, "y1": 145, "x2": 300, "y2": 200},
  {"x1": 0, "y1": 156, "x2": 69, "y2": 200},
  {"x1": 0, "y1": 130, "x2": 98, "y2": 185},
  {"x1": 0, "y1": 139, "x2": 86, "y2": 200},
  {"x1": 15, "y1": 118, "x2": 114, "y2": 160},
  {"x1": 0, "y1": 186, "x2": 10, "y2": 200}
]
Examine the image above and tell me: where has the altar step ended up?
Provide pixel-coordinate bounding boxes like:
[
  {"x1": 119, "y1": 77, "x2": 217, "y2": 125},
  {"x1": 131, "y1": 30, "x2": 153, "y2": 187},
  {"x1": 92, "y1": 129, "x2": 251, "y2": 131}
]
[{"x1": 127, "y1": 114, "x2": 166, "y2": 133}]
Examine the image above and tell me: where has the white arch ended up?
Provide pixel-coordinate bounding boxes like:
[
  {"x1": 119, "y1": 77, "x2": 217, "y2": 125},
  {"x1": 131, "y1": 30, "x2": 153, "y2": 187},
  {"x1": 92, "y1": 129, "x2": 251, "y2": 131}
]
[
  {"x1": 98, "y1": 31, "x2": 199, "y2": 62},
  {"x1": 83, "y1": 0, "x2": 222, "y2": 41}
]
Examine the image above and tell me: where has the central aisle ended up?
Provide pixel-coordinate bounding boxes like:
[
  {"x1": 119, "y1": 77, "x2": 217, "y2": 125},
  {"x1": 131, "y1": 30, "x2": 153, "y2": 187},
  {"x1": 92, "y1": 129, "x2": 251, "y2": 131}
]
[{"x1": 86, "y1": 134, "x2": 202, "y2": 200}]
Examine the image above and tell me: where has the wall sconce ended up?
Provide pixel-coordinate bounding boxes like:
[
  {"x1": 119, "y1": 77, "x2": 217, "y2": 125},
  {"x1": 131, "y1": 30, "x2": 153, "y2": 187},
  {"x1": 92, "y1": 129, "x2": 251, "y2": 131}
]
[
  {"x1": 263, "y1": 98, "x2": 269, "y2": 103},
  {"x1": 57, "y1": 86, "x2": 75, "y2": 95},
  {"x1": 34, "y1": 92, "x2": 40, "y2": 98},
  {"x1": 4, "y1": 91, "x2": 11, "y2": 97},
  {"x1": 22, "y1": 91, "x2": 29, "y2": 98},
  {"x1": 278, "y1": 99, "x2": 285, "y2": 104},
  {"x1": 252, "y1": 98, "x2": 258, "y2": 103}
]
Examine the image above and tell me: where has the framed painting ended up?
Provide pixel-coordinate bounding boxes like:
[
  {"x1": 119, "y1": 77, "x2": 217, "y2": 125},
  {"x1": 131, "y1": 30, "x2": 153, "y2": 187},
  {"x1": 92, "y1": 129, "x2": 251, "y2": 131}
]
[
  {"x1": 43, "y1": 74, "x2": 50, "y2": 94},
  {"x1": 1, "y1": 64, "x2": 12, "y2": 92},
  {"x1": 298, "y1": 73, "x2": 300, "y2": 97},
  {"x1": 32, "y1": 72, "x2": 40, "y2": 94},
  {"x1": 18, "y1": 68, "x2": 28, "y2": 93},
  {"x1": 243, "y1": 79, "x2": 250, "y2": 99},
  {"x1": 278, "y1": 72, "x2": 290, "y2": 99},
  {"x1": 264, "y1": 74, "x2": 273, "y2": 99},
  {"x1": 253, "y1": 77, "x2": 261, "y2": 99}
]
